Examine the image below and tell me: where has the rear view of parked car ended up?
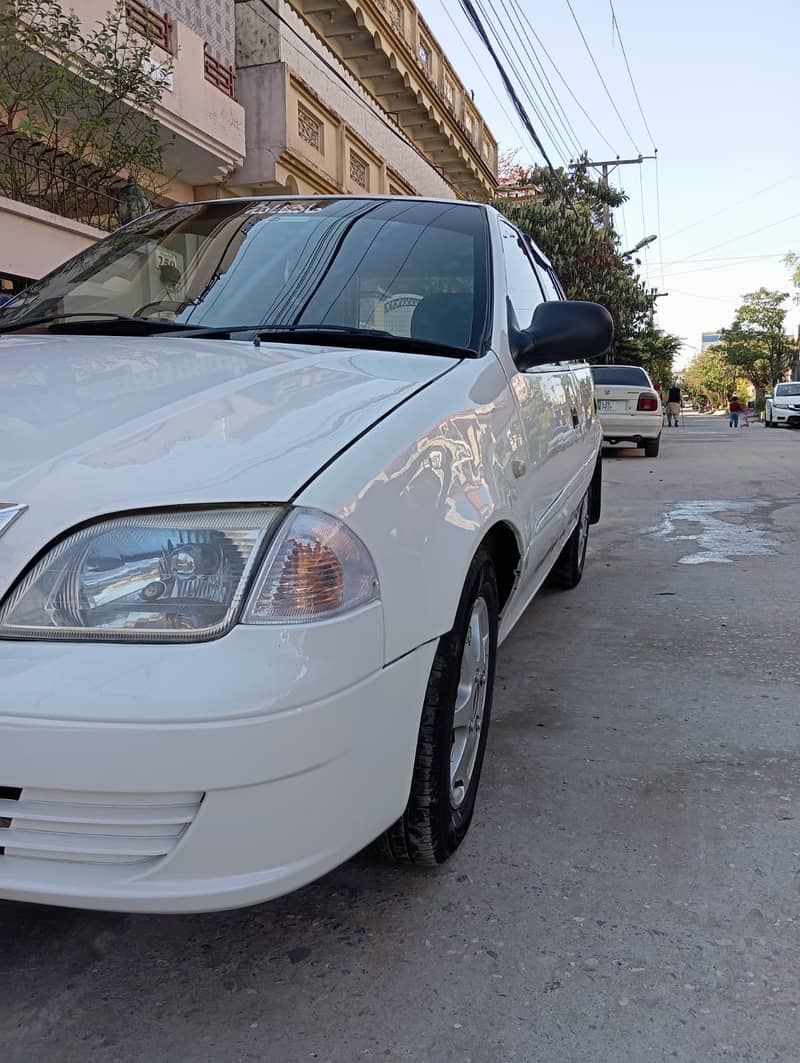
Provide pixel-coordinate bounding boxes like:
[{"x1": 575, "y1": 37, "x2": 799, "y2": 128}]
[{"x1": 590, "y1": 364, "x2": 662, "y2": 456}]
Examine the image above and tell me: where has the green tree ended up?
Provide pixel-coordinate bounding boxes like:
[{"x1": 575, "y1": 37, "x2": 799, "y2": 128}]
[
  {"x1": 615, "y1": 325, "x2": 683, "y2": 389},
  {"x1": 0, "y1": 0, "x2": 173, "y2": 212},
  {"x1": 720, "y1": 288, "x2": 794, "y2": 398},
  {"x1": 682, "y1": 346, "x2": 740, "y2": 411},
  {"x1": 493, "y1": 156, "x2": 655, "y2": 348}
]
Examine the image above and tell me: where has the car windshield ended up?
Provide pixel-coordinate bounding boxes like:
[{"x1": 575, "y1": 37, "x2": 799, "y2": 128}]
[
  {"x1": 0, "y1": 198, "x2": 489, "y2": 353},
  {"x1": 775, "y1": 383, "x2": 800, "y2": 396},
  {"x1": 590, "y1": 365, "x2": 650, "y2": 387}
]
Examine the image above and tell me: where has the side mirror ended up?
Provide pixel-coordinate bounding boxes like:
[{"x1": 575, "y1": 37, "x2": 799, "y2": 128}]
[{"x1": 512, "y1": 300, "x2": 614, "y2": 372}]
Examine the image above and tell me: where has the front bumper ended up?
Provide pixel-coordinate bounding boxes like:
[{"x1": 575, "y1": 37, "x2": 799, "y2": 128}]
[
  {"x1": 0, "y1": 613, "x2": 436, "y2": 913},
  {"x1": 772, "y1": 408, "x2": 800, "y2": 427}
]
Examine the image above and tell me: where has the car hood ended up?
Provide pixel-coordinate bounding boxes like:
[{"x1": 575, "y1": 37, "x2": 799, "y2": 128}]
[{"x1": 0, "y1": 334, "x2": 455, "y2": 591}]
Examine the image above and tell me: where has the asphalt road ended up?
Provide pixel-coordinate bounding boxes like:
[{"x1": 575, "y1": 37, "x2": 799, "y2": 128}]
[{"x1": 3, "y1": 414, "x2": 799, "y2": 1063}]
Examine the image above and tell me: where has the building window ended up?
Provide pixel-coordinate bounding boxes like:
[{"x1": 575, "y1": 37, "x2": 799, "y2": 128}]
[
  {"x1": 298, "y1": 103, "x2": 323, "y2": 152},
  {"x1": 350, "y1": 150, "x2": 369, "y2": 190},
  {"x1": 419, "y1": 40, "x2": 431, "y2": 72},
  {"x1": 387, "y1": 0, "x2": 403, "y2": 36}
]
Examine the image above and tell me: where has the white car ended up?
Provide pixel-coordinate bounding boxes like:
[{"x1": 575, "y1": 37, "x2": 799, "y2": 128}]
[
  {"x1": 0, "y1": 196, "x2": 611, "y2": 913},
  {"x1": 765, "y1": 382, "x2": 800, "y2": 428},
  {"x1": 590, "y1": 364, "x2": 662, "y2": 456}
]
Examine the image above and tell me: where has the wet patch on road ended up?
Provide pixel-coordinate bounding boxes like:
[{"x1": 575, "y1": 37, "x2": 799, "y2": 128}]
[{"x1": 642, "y1": 500, "x2": 778, "y2": 565}]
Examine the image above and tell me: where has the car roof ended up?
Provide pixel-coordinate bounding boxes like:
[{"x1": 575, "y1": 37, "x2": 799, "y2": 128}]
[
  {"x1": 188, "y1": 193, "x2": 488, "y2": 209},
  {"x1": 143, "y1": 194, "x2": 554, "y2": 274}
]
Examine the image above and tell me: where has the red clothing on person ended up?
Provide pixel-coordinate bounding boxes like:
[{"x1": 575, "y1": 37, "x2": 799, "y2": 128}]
[{"x1": 729, "y1": 399, "x2": 742, "y2": 413}]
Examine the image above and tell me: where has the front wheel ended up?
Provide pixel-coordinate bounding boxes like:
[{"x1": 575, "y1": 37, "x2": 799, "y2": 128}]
[{"x1": 376, "y1": 550, "x2": 499, "y2": 866}]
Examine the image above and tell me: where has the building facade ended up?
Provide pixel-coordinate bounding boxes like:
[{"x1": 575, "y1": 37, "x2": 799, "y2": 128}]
[
  {"x1": 1, "y1": 0, "x2": 246, "y2": 294},
  {"x1": 0, "y1": 0, "x2": 497, "y2": 293}
]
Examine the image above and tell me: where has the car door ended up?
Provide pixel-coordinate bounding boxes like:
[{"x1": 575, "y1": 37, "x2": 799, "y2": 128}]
[
  {"x1": 496, "y1": 221, "x2": 579, "y2": 598},
  {"x1": 533, "y1": 258, "x2": 598, "y2": 523}
]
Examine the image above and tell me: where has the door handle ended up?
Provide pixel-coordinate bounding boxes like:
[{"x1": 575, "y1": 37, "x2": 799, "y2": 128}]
[{"x1": 571, "y1": 406, "x2": 580, "y2": 428}]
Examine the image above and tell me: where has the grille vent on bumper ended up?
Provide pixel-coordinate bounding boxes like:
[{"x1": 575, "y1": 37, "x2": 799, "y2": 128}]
[{"x1": 0, "y1": 787, "x2": 203, "y2": 865}]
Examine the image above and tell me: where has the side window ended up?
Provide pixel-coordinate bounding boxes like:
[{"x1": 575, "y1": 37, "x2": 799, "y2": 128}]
[{"x1": 499, "y1": 222, "x2": 544, "y2": 330}]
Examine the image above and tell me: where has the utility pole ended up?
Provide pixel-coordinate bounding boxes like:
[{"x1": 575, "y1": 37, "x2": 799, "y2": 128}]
[
  {"x1": 649, "y1": 288, "x2": 669, "y2": 325},
  {"x1": 577, "y1": 155, "x2": 656, "y2": 230}
]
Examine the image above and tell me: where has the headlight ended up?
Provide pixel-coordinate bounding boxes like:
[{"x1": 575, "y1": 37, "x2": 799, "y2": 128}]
[
  {"x1": 241, "y1": 509, "x2": 379, "y2": 624},
  {"x1": 0, "y1": 507, "x2": 380, "y2": 642},
  {"x1": 0, "y1": 509, "x2": 282, "y2": 642}
]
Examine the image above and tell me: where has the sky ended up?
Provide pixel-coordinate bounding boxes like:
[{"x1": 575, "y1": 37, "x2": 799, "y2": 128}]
[{"x1": 418, "y1": 0, "x2": 799, "y2": 368}]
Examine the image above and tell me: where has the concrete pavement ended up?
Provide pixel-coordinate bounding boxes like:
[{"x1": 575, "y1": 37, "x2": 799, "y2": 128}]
[{"x1": 2, "y1": 414, "x2": 799, "y2": 1063}]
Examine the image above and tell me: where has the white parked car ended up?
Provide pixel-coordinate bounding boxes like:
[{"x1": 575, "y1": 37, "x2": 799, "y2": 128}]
[
  {"x1": 590, "y1": 363, "x2": 662, "y2": 456},
  {"x1": 765, "y1": 382, "x2": 800, "y2": 428},
  {"x1": 0, "y1": 196, "x2": 611, "y2": 913}
]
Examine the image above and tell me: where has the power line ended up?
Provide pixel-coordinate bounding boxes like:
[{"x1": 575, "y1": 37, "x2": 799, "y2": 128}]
[
  {"x1": 615, "y1": 167, "x2": 629, "y2": 248},
  {"x1": 660, "y1": 253, "x2": 796, "y2": 278},
  {"x1": 429, "y1": 0, "x2": 537, "y2": 166},
  {"x1": 510, "y1": 1, "x2": 618, "y2": 156},
  {"x1": 662, "y1": 176, "x2": 798, "y2": 241},
  {"x1": 668, "y1": 288, "x2": 743, "y2": 304},
  {"x1": 638, "y1": 162, "x2": 650, "y2": 274},
  {"x1": 679, "y1": 210, "x2": 800, "y2": 262},
  {"x1": 660, "y1": 253, "x2": 787, "y2": 264},
  {"x1": 472, "y1": 0, "x2": 574, "y2": 165},
  {"x1": 563, "y1": 0, "x2": 640, "y2": 153},
  {"x1": 608, "y1": 0, "x2": 656, "y2": 148},
  {"x1": 457, "y1": 0, "x2": 568, "y2": 192},
  {"x1": 503, "y1": 0, "x2": 584, "y2": 159},
  {"x1": 655, "y1": 152, "x2": 665, "y2": 286}
]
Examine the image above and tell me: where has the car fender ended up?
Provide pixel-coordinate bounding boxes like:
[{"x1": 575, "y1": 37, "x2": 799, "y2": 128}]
[{"x1": 296, "y1": 353, "x2": 528, "y2": 664}]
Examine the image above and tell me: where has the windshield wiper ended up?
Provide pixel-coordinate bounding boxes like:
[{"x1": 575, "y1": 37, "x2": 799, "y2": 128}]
[
  {"x1": 0, "y1": 313, "x2": 205, "y2": 337},
  {"x1": 174, "y1": 323, "x2": 475, "y2": 359}
]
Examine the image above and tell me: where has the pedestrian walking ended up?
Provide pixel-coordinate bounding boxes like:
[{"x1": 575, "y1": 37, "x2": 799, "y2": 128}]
[
  {"x1": 666, "y1": 382, "x2": 682, "y2": 427},
  {"x1": 729, "y1": 395, "x2": 743, "y2": 427}
]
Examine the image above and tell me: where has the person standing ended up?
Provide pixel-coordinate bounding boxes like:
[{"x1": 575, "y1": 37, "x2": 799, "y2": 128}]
[
  {"x1": 729, "y1": 395, "x2": 742, "y2": 428},
  {"x1": 666, "y1": 382, "x2": 682, "y2": 427}
]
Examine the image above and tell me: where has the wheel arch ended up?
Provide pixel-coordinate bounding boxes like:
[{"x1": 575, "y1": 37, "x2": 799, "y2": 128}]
[
  {"x1": 589, "y1": 452, "x2": 602, "y2": 524},
  {"x1": 475, "y1": 520, "x2": 522, "y2": 615}
]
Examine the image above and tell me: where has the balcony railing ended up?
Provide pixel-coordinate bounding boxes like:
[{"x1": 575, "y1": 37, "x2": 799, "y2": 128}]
[
  {"x1": 0, "y1": 136, "x2": 122, "y2": 232},
  {"x1": 125, "y1": 0, "x2": 173, "y2": 54},
  {"x1": 204, "y1": 46, "x2": 236, "y2": 99}
]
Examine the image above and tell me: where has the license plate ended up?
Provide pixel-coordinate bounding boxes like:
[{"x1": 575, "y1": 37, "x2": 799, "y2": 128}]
[{"x1": 597, "y1": 400, "x2": 625, "y2": 412}]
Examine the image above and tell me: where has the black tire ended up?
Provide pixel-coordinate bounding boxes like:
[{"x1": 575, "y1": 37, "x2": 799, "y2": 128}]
[
  {"x1": 548, "y1": 487, "x2": 590, "y2": 590},
  {"x1": 643, "y1": 435, "x2": 660, "y2": 457},
  {"x1": 375, "y1": 550, "x2": 499, "y2": 866}
]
